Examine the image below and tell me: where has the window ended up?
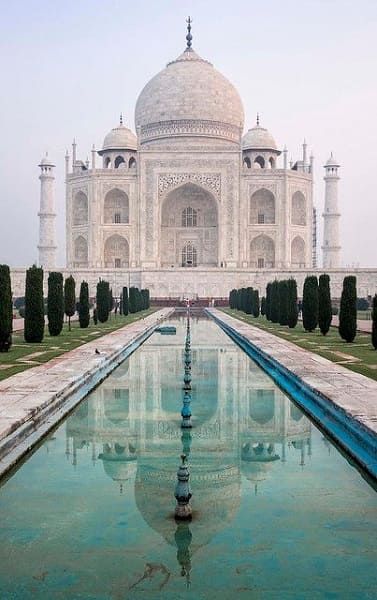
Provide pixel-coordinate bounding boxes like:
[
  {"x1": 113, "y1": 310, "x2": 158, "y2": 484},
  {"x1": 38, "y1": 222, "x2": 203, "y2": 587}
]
[
  {"x1": 258, "y1": 213, "x2": 265, "y2": 224},
  {"x1": 182, "y1": 207, "x2": 198, "y2": 227},
  {"x1": 114, "y1": 258, "x2": 121, "y2": 268},
  {"x1": 114, "y1": 213, "x2": 121, "y2": 223},
  {"x1": 257, "y1": 257, "x2": 265, "y2": 269},
  {"x1": 182, "y1": 243, "x2": 197, "y2": 267}
]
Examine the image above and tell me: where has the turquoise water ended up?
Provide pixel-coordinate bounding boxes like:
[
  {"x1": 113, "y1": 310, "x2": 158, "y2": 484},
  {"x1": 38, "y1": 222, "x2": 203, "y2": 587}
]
[{"x1": 0, "y1": 315, "x2": 376, "y2": 599}]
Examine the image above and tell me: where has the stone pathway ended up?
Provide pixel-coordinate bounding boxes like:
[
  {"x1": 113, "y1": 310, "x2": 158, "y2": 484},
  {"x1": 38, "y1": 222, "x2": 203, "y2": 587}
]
[
  {"x1": 209, "y1": 309, "x2": 377, "y2": 479},
  {"x1": 0, "y1": 309, "x2": 173, "y2": 477}
]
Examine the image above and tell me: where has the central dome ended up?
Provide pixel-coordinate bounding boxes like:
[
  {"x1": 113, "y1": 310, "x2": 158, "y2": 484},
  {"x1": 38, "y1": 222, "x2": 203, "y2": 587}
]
[{"x1": 135, "y1": 47, "x2": 244, "y2": 146}]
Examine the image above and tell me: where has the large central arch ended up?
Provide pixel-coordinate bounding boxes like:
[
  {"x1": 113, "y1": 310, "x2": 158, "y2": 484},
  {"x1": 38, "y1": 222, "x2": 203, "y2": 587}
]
[{"x1": 160, "y1": 182, "x2": 218, "y2": 267}]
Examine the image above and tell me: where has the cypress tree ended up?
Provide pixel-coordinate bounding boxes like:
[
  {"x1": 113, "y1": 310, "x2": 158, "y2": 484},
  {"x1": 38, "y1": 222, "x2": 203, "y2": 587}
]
[
  {"x1": 47, "y1": 272, "x2": 64, "y2": 336},
  {"x1": 109, "y1": 288, "x2": 114, "y2": 314},
  {"x1": 93, "y1": 308, "x2": 98, "y2": 325},
  {"x1": 79, "y1": 281, "x2": 90, "y2": 328},
  {"x1": 261, "y1": 296, "x2": 266, "y2": 316},
  {"x1": 141, "y1": 289, "x2": 149, "y2": 310},
  {"x1": 122, "y1": 286, "x2": 129, "y2": 316},
  {"x1": 339, "y1": 275, "x2": 357, "y2": 343},
  {"x1": 64, "y1": 275, "x2": 76, "y2": 331},
  {"x1": 278, "y1": 280, "x2": 289, "y2": 326},
  {"x1": 372, "y1": 294, "x2": 377, "y2": 350},
  {"x1": 287, "y1": 278, "x2": 298, "y2": 328},
  {"x1": 97, "y1": 280, "x2": 110, "y2": 322},
  {"x1": 146, "y1": 289, "x2": 150, "y2": 309},
  {"x1": 129, "y1": 287, "x2": 138, "y2": 313},
  {"x1": 270, "y1": 280, "x2": 280, "y2": 323},
  {"x1": 253, "y1": 289, "x2": 260, "y2": 318},
  {"x1": 0, "y1": 264, "x2": 13, "y2": 352},
  {"x1": 245, "y1": 287, "x2": 253, "y2": 314},
  {"x1": 265, "y1": 283, "x2": 272, "y2": 321},
  {"x1": 302, "y1": 275, "x2": 318, "y2": 332},
  {"x1": 136, "y1": 288, "x2": 143, "y2": 312},
  {"x1": 229, "y1": 289, "x2": 237, "y2": 309},
  {"x1": 24, "y1": 265, "x2": 45, "y2": 343},
  {"x1": 318, "y1": 274, "x2": 332, "y2": 335}
]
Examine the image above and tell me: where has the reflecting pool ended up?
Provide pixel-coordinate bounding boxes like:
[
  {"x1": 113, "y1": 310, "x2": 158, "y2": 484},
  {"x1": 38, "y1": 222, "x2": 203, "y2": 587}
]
[{"x1": 0, "y1": 315, "x2": 376, "y2": 599}]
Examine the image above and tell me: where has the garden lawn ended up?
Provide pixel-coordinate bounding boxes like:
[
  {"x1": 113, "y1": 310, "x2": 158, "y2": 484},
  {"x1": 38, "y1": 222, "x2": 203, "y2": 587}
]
[
  {"x1": 221, "y1": 308, "x2": 377, "y2": 382},
  {"x1": 0, "y1": 310, "x2": 156, "y2": 382}
]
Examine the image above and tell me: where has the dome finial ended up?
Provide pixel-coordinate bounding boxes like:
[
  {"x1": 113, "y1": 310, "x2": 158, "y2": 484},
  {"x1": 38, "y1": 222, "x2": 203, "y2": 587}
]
[
  {"x1": 256, "y1": 113, "x2": 260, "y2": 126},
  {"x1": 120, "y1": 113, "x2": 123, "y2": 126},
  {"x1": 186, "y1": 16, "x2": 193, "y2": 50}
]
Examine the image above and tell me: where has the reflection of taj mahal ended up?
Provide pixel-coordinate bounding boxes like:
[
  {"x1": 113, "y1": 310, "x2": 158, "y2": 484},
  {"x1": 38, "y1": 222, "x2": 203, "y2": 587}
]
[
  {"x1": 27, "y1": 22, "x2": 365, "y2": 301},
  {"x1": 65, "y1": 317, "x2": 312, "y2": 555}
]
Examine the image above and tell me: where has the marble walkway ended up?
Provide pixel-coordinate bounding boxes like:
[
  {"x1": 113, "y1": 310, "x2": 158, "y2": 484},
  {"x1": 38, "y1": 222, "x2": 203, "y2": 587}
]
[
  {"x1": 209, "y1": 309, "x2": 377, "y2": 479},
  {"x1": 0, "y1": 309, "x2": 173, "y2": 478}
]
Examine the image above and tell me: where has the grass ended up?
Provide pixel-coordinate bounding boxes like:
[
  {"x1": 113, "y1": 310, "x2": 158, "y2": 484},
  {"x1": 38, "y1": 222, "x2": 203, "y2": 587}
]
[
  {"x1": 0, "y1": 310, "x2": 156, "y2": 382},
  {"x1": 221, "y1": 308, "x2": 377, "y2": 382}
]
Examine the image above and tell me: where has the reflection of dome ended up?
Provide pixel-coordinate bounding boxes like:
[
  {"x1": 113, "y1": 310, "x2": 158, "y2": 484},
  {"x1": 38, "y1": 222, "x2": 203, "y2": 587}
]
[
  {"x1": 135, "y1": 48, "x2": 244, "y2": 145},
  {"x1": 99, "y1": 443, "x2": 137, "y2": 483},
  {"x1": 134, "y1": 455, "x2": 240, "y2": 552},
  {"x1": 98, "y1": 123, "x2": 137, "y2": 154},
  {"x1": 242, "y1": 124, "x2": 277, "y2": 151}
]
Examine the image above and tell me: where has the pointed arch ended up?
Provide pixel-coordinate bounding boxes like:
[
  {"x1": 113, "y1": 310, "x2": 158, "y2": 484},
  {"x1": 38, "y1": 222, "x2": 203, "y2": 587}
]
[
  {"x1": 291, "y1": 191, "x2": 306, "y2": 225},
  {"x1": 104, "y1": 188, "x2": 129, "y2": 224},
  {"x1": 250, "y1": 234, "x2": 275, "y2": 268},
  {"x1": 114, "y1": 155, "x2": 125, "y2": 169},
  {"x1": 104, "y1": 234, "x2": 129, "y2": 268},
  {"x1": 128, "y1": 156, "x2": 136, "y2": 169},
  {"x1": 250, "y1": 188, "x2": 275, "y2": 224},
  {"x1": 243, "y1": 156, "x2": 251, "y2": 169},
  {"x1": 254, "y1": 155, "x2": 265, "y2": 169},
  {"x1": 74, "y1": 235, "x2": 88, "y2": 266},
  {"x1": 291, "y1": 236, "x2": 305, "y2": 267},
  {"x1": 73, "y1": 191, "x2": 88, "y2": 225}
]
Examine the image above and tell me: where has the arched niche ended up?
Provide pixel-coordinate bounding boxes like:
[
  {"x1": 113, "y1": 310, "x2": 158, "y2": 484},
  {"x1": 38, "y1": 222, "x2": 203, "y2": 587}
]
[
  {"x1": 250, "y1": 188, "x2": 275, "y2": 224},
  {"x1": 290, "y1": 403, "x2": 304, "y2": 422},
  {"x1": 74, "y1": 235, "x2": 88, "y2": 265},
  {"x1": 254, "y1": 155, "x2": 265, "y2": 169},
  {"x1": 291, "y1": 236, "x2": 305, "y2": 268},
  {"x1": 250, "y1": 234, "x2": 275, "y2": 269},
  {"x1": 104, "y1": 188, "x2": 129, "y2": 224},
  {"x1": 161, "y1": 182, "x2": 218, "y2": 267},
  {"x1": 269, "y1": 157, "x2": 276, "y2": 169},
  {"x1": 104, "y1": 234, "x2": 129, "y2": 268},
  {"x1": 291, "y1": 191, "x2": 306, "y2": 225},
  {"x1": 105, "y1": 157, "x2": 111, "y2": 169},
  {"x1": 103, "y1": 389, "x2": 129, "y2": 424},
  {"x1": 128, "y1": 156, "x2": 136, "y2": 169},
  {"x1": 114, "y1": 155, "x2": 125, "y2": 169},
  {"x1": 248, "y1": 389, "x2": 275, "y2": 424},
  {"x1": 243, "y1": 156, "x2": 251, "y2": 169},
  {"x1": 73, "y1": 191, "x2": 88, "y2": 225}
]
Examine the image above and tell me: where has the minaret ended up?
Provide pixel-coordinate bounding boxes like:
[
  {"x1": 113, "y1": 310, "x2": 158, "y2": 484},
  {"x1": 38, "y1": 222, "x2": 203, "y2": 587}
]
[
  {"x1": 322, "y1": 153, "x2": 341, "y2": 268},
  {"x1": 38, "y1": 154, "x2": 57, "y2": 269}
]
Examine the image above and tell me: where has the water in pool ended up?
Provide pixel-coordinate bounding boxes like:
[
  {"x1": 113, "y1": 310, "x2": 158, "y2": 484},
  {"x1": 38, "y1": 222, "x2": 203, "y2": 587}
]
[{"x1": 0, "y1": 315, "x2": 376, "y2": 599}]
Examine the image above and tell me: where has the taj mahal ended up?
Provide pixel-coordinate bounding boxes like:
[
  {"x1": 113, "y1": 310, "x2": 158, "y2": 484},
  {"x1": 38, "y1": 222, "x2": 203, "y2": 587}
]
[{"x1": 11, "y1": 21, "x2": 377, "y2": 300}]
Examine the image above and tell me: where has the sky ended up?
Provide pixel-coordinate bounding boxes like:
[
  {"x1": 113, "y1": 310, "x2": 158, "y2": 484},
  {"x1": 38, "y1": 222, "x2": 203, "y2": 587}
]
[{"x1": 0, "y1": 0, "x2": 376, "y2": 268}]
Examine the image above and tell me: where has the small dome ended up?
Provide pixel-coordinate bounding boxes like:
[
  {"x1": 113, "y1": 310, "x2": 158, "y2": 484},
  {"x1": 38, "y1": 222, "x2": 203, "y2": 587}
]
[
  {"x1": 135, "y1": 47, "x2": 244, "y2": 145},
  {"x1": 242, "y1": 124, "x2": 278, "y2": 151},
  {"x1": 325, "y1": 153, "x2": 339, "y2": 167},
  {"x1": 39, "y1": 154, "x2": 55, "y2": 167},
  {"x1": 99, "y1": 123, "x2": 137, "y2": 154}
]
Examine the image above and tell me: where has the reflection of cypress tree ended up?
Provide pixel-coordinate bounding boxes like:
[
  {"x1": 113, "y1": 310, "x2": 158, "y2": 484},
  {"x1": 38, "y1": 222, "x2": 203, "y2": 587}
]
[{"x1": 339, "y1": 275, "x2": 357, "y2": 343}]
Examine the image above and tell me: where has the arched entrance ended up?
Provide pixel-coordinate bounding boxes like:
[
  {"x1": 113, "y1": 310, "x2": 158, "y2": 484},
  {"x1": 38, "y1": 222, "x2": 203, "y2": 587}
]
[{"x1": 161, "y1": 182, "x2": 218, "y2": 267}]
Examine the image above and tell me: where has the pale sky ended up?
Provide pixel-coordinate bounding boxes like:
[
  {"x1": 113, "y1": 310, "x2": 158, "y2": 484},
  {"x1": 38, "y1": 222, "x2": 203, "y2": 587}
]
[{"x1": 1, "y1": 0, "x2": 376, "y2": 267}]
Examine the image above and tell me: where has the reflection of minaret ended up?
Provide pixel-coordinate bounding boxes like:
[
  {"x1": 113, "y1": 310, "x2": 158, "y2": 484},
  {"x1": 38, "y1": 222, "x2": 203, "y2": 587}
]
[
  {"x1": 322, "y1": 153, "x2": 341, "y2": 268},
  {"x1": 38, "y1": 154, "x2": 57, "y2": 268}
]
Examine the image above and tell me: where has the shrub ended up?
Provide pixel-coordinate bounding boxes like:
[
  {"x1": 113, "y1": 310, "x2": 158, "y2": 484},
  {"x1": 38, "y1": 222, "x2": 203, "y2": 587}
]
[
  {"x1": 64, "y1": 275, "x2": 76, "y2": 331},
  {"x1": 79, "y1": 281, "x2": 90, "y2": 328},
  {"x1": 47, "y1": 272, "x2": 64, "y2": 336},
  {"x1": 0, "y1": 264, "x2": 13, "y2": 351},
  {"x1": 339, "y1": 276, "x2": 357, "y2": 343},
  {"x1": 24, "y1": 265, "x2": 45, "y2": 343},
  {"x1": 302, "y1": 275, "x2": 318, "y2": 332},
  {"x1": 318, "y1": 274, "x2": 332, "y2": 335},
  {"x1": 357, "y1": 297, "x2": 369, "y2": 311}
]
